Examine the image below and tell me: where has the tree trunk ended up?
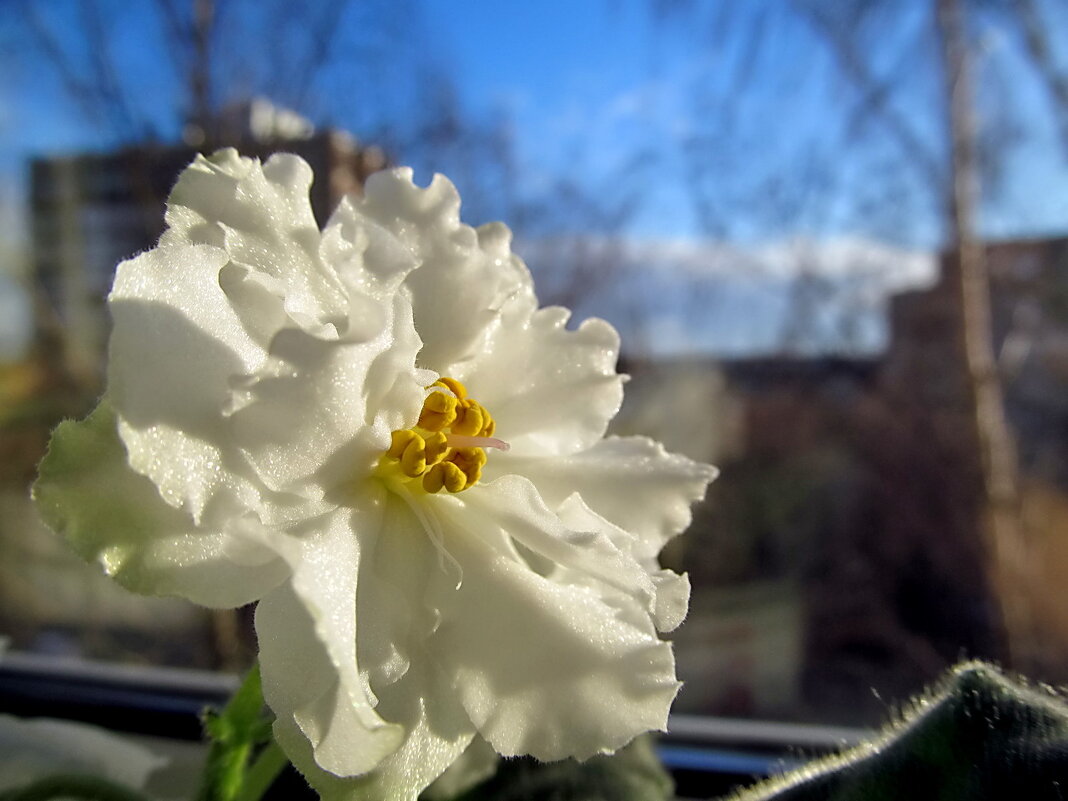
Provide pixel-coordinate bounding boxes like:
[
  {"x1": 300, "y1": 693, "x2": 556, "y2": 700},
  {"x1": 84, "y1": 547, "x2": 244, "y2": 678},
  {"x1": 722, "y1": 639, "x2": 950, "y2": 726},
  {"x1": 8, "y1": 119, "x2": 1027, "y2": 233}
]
[{"x1": 935, "y1": 0, "x2": 1032, "y2": 668}]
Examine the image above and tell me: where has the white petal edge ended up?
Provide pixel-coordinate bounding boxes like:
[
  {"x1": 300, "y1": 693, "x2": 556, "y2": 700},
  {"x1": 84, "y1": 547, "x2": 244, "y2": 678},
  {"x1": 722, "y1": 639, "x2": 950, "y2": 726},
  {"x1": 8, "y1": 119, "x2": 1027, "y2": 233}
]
[
  {"x1": 489, "y1": 435, "x2": 717, "y2": 557},
  {"x1": 164, "y1": 149, "x2": 348, "y2": 332},
  {"x1": 427, "y1": 487, "x2": 680, "y2": 762},
  {"x1": 357, "y1": 169, "x2": 531, "y2": 371},
  {"x1": 256, "y1": 505, "x2": 403, "y2": 779},
  {"x1": 454, "y1": 299, "x2": 624, "y2": 458},
  {"x1": 33, "y1": 401, "x2": 293, "y2": 608}
]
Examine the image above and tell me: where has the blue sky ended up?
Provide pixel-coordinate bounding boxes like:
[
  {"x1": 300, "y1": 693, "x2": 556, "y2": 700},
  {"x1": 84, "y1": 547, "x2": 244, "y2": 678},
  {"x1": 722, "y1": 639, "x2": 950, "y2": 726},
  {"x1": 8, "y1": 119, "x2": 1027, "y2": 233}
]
[
  {"x1": 4, "y1": 0, "x2": 1068, "y2": 236},
  {"x1": 1, "y1": 0, "x2": 1068, "y2": 358}
]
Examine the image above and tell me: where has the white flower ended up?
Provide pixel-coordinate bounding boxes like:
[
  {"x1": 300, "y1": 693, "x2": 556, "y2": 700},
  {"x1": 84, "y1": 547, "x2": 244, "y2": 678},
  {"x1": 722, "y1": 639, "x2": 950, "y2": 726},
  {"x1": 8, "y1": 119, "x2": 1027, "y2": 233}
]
[{"x1": 34, "y1": 150, "x2": 717, "y2": 800}]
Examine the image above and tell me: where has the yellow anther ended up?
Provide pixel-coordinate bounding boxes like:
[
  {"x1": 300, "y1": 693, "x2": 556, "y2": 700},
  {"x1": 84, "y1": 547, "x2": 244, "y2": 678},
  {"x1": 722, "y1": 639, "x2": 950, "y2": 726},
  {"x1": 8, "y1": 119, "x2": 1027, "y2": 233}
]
[
  {"x1": 447, "y1": 447, "x2": 486, "y2": 488},
  {"x1": 378, "y1": 376, "x2": 504, "y2": 494},
  {"x1": 452, "y1": 400, "x2": 484, "y2": 436},
  {"x1": 418, "y1": 391, "x2": 458, "y2": 432},
  {"x1": 442, "y1": 463, "x2": 469, "y2": 493},
  {"x1": 424, "y1": 431, "x2": 449, "y2": 465},
  {"x1": 433, "y1": 377, "x2": 468, "y2": 400},
  {"x1": 422, "y1": 461, "x2": 467, "y2": 494},
  {"x1": 457, "y1": 447, "x2": 487, "y2": 469},
  {"x1": 388, "y1": 429, "x2": 420, "y2": 460},
  {"x1": 399, "y1": 435, "x2": 427, "y2": 477}
]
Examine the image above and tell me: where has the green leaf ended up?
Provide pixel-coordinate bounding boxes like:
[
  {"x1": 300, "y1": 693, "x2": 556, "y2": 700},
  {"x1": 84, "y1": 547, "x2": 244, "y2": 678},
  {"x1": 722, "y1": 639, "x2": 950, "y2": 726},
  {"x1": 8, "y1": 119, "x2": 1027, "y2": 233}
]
[
  {"x1": 729, "y1": 660, "x2": 1068, "y2": 801},
  {"x1": 444, "y1": 736, "x2": 673, "y2": 801},
  {"x1": 196, "y1": 665, "x2": 284, "y2": 801}
]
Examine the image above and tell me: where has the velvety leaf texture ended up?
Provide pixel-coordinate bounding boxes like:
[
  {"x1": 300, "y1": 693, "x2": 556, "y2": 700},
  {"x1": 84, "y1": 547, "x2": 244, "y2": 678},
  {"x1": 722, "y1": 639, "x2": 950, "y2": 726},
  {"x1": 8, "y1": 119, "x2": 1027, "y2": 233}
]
[{"x1": 731, "y1": 661, "x2": 1068, "y2": 801}]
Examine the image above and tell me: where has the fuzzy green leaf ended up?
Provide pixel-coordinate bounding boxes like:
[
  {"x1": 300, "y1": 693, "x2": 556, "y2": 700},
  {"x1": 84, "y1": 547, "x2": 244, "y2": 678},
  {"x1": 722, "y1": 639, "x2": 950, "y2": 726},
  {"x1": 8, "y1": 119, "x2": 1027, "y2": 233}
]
[
  {"x1": 730, "y1": 661, "x2": 1068, "y2": 801},
  {"x1": 197, "y1": 665, "x2": 281, "y2": 801}
]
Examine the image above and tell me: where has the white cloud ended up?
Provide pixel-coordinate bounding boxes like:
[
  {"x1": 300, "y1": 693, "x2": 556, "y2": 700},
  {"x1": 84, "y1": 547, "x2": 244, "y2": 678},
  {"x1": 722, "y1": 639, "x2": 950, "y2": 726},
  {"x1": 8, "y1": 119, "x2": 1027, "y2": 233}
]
[
  {"x1": 516, "y1": 233, "x2": 938, "y2": 356},
  {"x1": 621, "y1": 234, "x2": 936, "y2": 287}
]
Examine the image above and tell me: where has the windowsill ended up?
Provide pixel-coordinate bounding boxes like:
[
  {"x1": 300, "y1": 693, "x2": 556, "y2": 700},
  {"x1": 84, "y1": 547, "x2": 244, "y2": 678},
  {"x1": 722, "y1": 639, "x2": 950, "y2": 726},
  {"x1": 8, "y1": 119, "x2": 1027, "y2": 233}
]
[{"x1": 0, "y1": 650, "x2": 871, "y2": 798}]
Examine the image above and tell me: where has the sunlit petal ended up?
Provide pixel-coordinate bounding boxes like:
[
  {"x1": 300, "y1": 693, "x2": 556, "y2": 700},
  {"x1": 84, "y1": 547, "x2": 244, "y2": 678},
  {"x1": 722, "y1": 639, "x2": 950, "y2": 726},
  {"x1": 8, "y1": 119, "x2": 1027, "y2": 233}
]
[
  {"x1": 491, "y1": 435, "x2": 717, "y2": 557},
  {"x1": 451, "y1": 295, "x2": 622, "y2": 457},
  {"x1": 356, "y1": 170, "x2": 530, "y2": 371},
  {"x1": 33, "y1": 402, "x2": 292, "y2": 608},
  {"x1": 429, "y1": 493, "x2": 680, "y2": 761}
]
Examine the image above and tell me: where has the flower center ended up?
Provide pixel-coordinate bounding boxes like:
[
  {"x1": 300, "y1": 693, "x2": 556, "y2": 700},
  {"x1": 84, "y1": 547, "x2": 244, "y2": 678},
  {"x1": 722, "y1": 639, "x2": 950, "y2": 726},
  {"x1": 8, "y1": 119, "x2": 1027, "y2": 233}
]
[{"x1": 378, "y1": 377, "x2": 509, "y2": 494}]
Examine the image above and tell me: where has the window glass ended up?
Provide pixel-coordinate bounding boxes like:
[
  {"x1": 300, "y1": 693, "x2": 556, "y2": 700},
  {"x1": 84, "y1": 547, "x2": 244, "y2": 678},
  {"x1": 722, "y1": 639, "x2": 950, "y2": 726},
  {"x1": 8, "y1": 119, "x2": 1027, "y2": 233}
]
[{"x1": 2, "y1": 0, "x2": 1068, "y2": 728}]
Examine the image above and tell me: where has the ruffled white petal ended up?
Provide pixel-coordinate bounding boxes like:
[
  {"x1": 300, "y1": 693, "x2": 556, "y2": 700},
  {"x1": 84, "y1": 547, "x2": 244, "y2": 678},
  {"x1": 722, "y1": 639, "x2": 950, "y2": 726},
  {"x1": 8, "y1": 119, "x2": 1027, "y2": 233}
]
[
  {"x1": 256, "y1": 504, "x2": 404, "y2": 778},
  {"x1": 429, "y1": 482, "x2": 680, "y2": 762},
  {"x1": 553, "y1": 494, "x2": 691, "y2": 634},
  {"x1": 356, "y1": 170, "x2": 530, "y2": 371},
  {"x1": 228, "y1": 292, "x2": 426, "y2": 497},
  {"x1": 337, "y1": 658, "x2": 474, "y2": 801},
  {"x1": 460, "y1": 476, "x2": 655, "y2": 605},
  {"x1": 259, "y1": 495, "x2": 475, "y2": 800},
  {"x1": 269, "y1": 682, "x2": 473, "y2": 801},
  {"x1": 354, "y1": 490, "x2": 444, "y2": 696},
  {"x1": 321, "y1": 194, "x2": 421, "y2": 299},
  {"x1": 164, "y1": 149, "x2": 348, "y2": 333},
  {"x1": 354, "y1": 495, "x2": 480, "y2": 798},
  {"x1": 490, "y1": 435, "x2": 717, "y2": 558},
  {"x1": 109, "y1": 242, "x2": 269, "y2": 524},
  {"x1": 454, "y1": 298, "x2": 624, "y2": 457},
  {"x1": 33, "y1": 402, "x2": 292, "y2": 608}
]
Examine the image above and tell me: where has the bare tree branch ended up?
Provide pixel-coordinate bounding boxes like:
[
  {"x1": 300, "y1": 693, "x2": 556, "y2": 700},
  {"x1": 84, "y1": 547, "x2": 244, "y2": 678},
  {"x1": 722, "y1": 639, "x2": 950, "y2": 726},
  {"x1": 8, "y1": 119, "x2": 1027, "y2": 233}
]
[
  {"x1": 152, "y1": 0, "x2": 196, "y2": 125},
  {"x1": 153, "y1": 0, "x2": 194, "y2": 94},
  {"x1": 795, "y1": 0, "x2": 948, "y2": 194},
  {"x1": 22, "y1": 0, "x2": 153, "y2": 141},
  {"x1": 21, "y1": 2, "x2": 104, "y2": 126},
  {"x1": 82, "y1": 0, "x2": 152, "y2": 140},
  {"x1": 289, "y1": 0, "x2": 351, "y2": 114},
  {"x1": 1014, "y1": 0, "x2": 1068, "y2": 155}
]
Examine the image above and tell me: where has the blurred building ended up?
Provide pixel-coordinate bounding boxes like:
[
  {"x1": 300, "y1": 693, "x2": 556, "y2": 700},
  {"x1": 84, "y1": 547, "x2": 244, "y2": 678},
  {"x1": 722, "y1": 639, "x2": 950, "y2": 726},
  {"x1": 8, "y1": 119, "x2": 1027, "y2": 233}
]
[
  {"x1": 880, "y1": 237, "x2": 1068, "y2": 685},
  {"x1": 615, "y1": 355, "x2": 879, "y2": 719},
  {"x1": 887, "y1": 237, "x2": 1068, "y2": 487},
  {"x1": 29, "y1": 101, "x2": 387, "y2": 385},
  {"x1": 621, "y1": 237, "x2": 1068, "y2": 723},
  {"x1": 771, "y1": 236, "x2": 1068, "y2": 722}
]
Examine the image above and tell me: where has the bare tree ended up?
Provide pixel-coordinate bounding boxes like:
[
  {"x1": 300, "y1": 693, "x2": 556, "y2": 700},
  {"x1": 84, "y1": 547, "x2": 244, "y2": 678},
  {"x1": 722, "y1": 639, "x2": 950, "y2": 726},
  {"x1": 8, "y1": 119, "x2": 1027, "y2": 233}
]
[
  {"x1": 652, "y1": 0, "x2": 1068, "y2": 680},
  {"x1": 21, "y1": 1, "x2": 154, "y2": 141},
  {"x1": 802, "y1": 0, "x2": 1033, "y2": 665},
  {"x1": 935, "y1": 0, "x2": 1030, "y2": 665},
  {"x1": 392, "y1": 72, "x2": 646, "y2": 327},
  {"x1": 16, "y1": 0, "x2": 375, "y2": 145},
  {"x1": 1012, "y1": 0, "x2": 1068, "y2": 156}
]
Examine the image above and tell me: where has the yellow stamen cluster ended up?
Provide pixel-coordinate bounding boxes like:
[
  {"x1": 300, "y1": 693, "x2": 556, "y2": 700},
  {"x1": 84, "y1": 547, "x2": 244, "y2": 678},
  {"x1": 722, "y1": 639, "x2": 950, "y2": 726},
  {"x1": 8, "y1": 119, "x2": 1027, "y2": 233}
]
[{"x1": 380, "y1": 377, "x2": 495, "y2": 494}]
